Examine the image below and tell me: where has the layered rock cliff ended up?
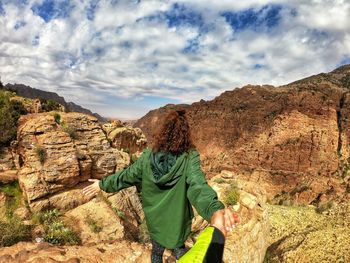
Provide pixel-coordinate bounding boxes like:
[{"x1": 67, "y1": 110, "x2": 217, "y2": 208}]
[
  {"x1": 0, "y1": 111, "x2": 146, "y2": 212},
  {"x1": 135, "y1": 65, "x2": 350, "y2": 204}
]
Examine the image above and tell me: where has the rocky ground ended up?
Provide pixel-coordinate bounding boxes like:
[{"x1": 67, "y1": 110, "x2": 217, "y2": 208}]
[
  {"x1": 0, "y1": 170, "x2": 270, "y2": 263},
  {"x1": 265, "y1": 203, "x2": 350, "y2": 263}
]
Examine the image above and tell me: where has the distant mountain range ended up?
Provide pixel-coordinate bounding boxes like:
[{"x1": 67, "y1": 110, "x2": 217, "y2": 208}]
[{"x1": 2, "y1": 83, "x2": 107, "y2": 122}]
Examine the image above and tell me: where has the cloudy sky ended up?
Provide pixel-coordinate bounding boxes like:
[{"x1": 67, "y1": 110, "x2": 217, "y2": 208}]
[{"x1": 1, "y1": 0, "x2": 350, "y2": 119}]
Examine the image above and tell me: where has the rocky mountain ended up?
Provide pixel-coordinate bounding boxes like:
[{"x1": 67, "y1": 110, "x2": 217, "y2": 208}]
[
  {"x1": 0, "y1": 109, "x2": 269, "y2": 262},
  {"x1": 135, "y1": 64, "x2": 350, "y2": 205},
  {"x1": 2, "y1": 83, "x2": 107, "y2": 122}
]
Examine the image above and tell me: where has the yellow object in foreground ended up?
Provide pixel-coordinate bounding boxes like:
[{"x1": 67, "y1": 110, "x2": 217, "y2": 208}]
[{"x1": 179, "y1": 227, "x2": 225, "y2": 263}]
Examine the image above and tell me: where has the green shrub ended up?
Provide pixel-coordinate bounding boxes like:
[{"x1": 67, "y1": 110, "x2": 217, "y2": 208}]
[
  {"x1": 85, "y1": 215, "x2": 103, "y2": 233},
  {"x1": 53, "y1": 112, "x2": 61, "y2": 124},
  {"x1": 32, "y1": 209, "x2": 81, "y2": 245},
  {"x1": 63, "y1": 126, "x2": 78, "y2": 140},
  {"x1": 0, "y1": 91, "x2": 27, "y2": 146},
  {"x1": 40, "y1": 98, "x2": 61, "y2": 112},
  {"x1": 213, "y1": 178, "x2": 225, "y2": 184},
  {"x1": 138, "y1": 219, "x2": 150, "y2": 244},
  {"x1": 224, "y1": 182, "x2": 240, "y2": 206},
  {"x1": 0, "y1": 218, "x2": 32, "y2": 247},
  {"x1": 112, "y1": 207, "x2": 125, "y2": 220},
  {"x1": 0, "y1": 181, "x2": 23, "y2": 217},
  {"x1": 43, "y1": 221, "x2": 80, "y2": 245},
  {"x1": 32, "y1": 209, "x2": 61, "y2": 225},
  {"x1": 35, "y1": 145, "x2": 46, "y2": 164}
]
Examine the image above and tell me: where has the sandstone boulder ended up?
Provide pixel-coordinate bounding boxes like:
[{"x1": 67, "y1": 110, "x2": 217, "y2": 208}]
[
  {"x1": 0, "y1": 147, "x2": 18, "y2": 183},
  {"x1": 27, "y1": 182, "x2": 93, "y2": 212},
  {"x1": 59, "y1": 112, "x2": 116, "y2": 179},
  {"x1": 16, "y1": 112, "x2": 126, "y2": 212},
  {"x1": 103, "y1": 123, "x2": 147, "y2": 155},
  {"x1": 0, "y1": 240, "x2": 151, "y2": 263},
  {"x1": 189, "y1": 170, "x2": 270, "y2": 263},
  {"x1": 64, "y1": 199, "x2": 124, "y2": 244},
  {"x1": 17, "y1": 114, "x2": 80, "y2": 204}
]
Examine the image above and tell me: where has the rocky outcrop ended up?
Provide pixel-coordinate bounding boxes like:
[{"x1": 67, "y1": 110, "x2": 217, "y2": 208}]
[
  {"x1": 0, "y1": 240, "x2": 151, "y2": 263},
  {"x1": 16, "y1": 112, "x2": 124, "y2": 212},
  {"x1": 0, "y1": 146, "x2": 18, "y2": 183},
  {"x1": 0, "y1": 192, "x2": 6, "y2": 219},
  {"x1": 65, "y1": 199, "x2": 124, "y2": 244},
  {"x1": 135, "y1": 65, "x2": 350, "y2": 203},
  {"x1": 0, "y1": 169, "x2": 269, "y2": 263},
  {"x1": 208, "y1": 171, "x2": 270, "y2": 263},
  {"x1": 103, "y1": 121, "x2": 147, "y2": 155}
]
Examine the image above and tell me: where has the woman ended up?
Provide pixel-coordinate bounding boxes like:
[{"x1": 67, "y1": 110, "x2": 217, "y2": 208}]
[{"x1": 83, "y1": 110, "x2": 237, "y2": 262}]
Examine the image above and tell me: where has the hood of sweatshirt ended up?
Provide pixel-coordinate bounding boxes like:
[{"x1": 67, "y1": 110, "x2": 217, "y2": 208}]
[{"x1": 150, "y1": 151, "x2": 188, "y2": 187}]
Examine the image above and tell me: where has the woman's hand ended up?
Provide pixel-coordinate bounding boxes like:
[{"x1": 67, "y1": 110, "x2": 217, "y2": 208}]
[
  {"x1": 211, "y1": 208, "x2": 239, "y2": 237},
  {"x1": 82, "y1": 179, "x2": 101, "y2": 197}
]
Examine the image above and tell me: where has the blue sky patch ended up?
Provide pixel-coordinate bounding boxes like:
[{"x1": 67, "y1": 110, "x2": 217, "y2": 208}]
[
  {"x1": 31, "y1": 0, "x2": 75, "y2": 22},
  {"x1": 254, "y1": 64, "x2": 265, "y2": 70},
  {"x1": 94, "y1": 47, "x2": 105, "y2": 57},
  {"x1": 86, "y1": 0, "x2": 99, "y2": 21},
  {"x1": 144, "y1": 61, "x2": 159, "y2": 70},
  {"x1": 32, "y1": 35, "x2": 40, "y2": 46},
  {"x1": 14, "y1": 21, "x2": 26, "y2": 30},
  {"x1": 120, "y1": 41, "x2": 132, "y2": 49},
  {"x1": 183, "y1": 36, "x2": 201, "y2": 54},
  {"x1": 142, "y1": 3, "x2": 207, "y2": 33},
  {"x1": 104, "y1": 94, "x2": 180, "y2": 111},
  {"x1": 221, "y1": 5, "x2": 283, "y2": 32},
  {"x1": 337, "y1": 56, "x2": 350, "y2": 68},
  {"x1": 165, "y1": 3, "x2": 204, "y2": 29},
  {"x1": 0, "y1": 2, "x2": 5, "y2": 15}
]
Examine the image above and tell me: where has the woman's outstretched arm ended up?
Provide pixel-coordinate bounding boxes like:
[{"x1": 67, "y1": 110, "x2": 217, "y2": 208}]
[{"x1": 83, "y1": 149, "x2": 148, "y2": 196}]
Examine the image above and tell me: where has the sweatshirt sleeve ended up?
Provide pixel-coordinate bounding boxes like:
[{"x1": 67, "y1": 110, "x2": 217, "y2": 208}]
[
  {"x1": 99, "y1": 150, "x2": 147, "y2": 193},
  {"x1": 186, "y1": 150, "x2": 225, "y2": 221}
]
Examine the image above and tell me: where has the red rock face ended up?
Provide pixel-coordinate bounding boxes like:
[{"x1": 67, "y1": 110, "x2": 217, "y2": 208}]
[{"x1": 135, "y1": 65, "x2": 350, "y2": 203}]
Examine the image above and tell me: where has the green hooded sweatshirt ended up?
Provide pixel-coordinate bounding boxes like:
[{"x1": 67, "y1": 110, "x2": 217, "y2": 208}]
[{"x1": 99, "y1": 149, "x2": 224, "y2": 249}]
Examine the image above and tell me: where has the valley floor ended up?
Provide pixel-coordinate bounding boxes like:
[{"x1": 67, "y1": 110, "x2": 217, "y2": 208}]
[{"x1": 265, "y1": 203, "x2": 350, "y2": 263}]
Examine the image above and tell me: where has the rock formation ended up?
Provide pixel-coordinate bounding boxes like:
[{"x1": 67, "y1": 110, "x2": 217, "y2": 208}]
[
  {"x1": 135, "y1": 65, "x2": 350, "y2": 204},
  {"x1": 0, "y1": 240, "x2": 151, "y2": 263},
  {"x1": 209, "y1": 171, "x2": 270, "y2": 263},
  {"x1": 13, "y1": 112, "x2": 146, "y2": 212},
  {"x1": 102, "y1": 121, "x2": 147, "y2": 156},
  {"x1": 0, "y1": 146, "x2": 18, "y2": 183},
  {"x1": 0, "y1": 170, "x2": 269, "y2": 263}
]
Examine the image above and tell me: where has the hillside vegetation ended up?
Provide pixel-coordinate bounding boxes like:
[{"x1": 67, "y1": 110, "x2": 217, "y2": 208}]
[
  {"x1": 265, "y1": 203, "x2": 350, "y2": 262},
  {"x1": 0, "y1": 90, "x2": 27, "y2": 146}
]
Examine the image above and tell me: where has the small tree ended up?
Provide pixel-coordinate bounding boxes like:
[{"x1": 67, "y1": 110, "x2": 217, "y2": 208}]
[{"x1": 0, "y1": 91, "x2": 27, "y2": 146}]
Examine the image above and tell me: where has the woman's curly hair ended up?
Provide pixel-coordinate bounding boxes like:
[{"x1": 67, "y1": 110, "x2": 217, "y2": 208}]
[{"x1": 152, "y1": 109, "x2": 193, "y2": 154}]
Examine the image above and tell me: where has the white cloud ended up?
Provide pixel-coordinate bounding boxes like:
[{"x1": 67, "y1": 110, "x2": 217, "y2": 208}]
[{"x1": 0, "y1": 0, "x2": 350, "y2": 119}]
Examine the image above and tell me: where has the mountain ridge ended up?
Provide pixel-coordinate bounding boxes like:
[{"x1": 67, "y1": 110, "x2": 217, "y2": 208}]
[
  {"x1": 2, "y1": 83, "x2": 107, "y2": 122},
  {"x1": 135, "y1": 64, "x2": 350, "y2": 204}
]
